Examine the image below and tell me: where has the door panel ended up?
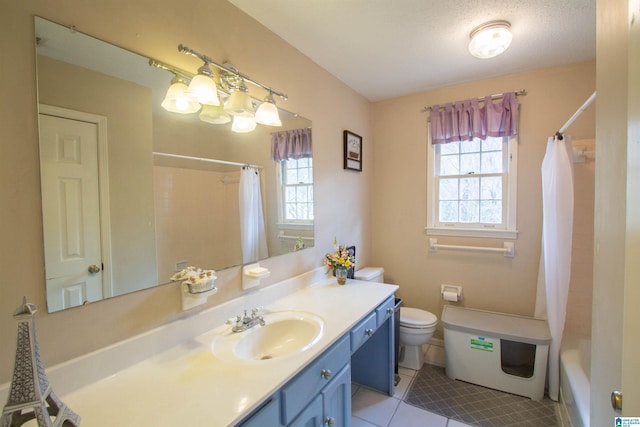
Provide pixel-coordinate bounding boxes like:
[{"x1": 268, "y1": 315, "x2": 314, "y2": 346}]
[{"x1": 39, "y1": 114, "x2": 103, "y2": 311}]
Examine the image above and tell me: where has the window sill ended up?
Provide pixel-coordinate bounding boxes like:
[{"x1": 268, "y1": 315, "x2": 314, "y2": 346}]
[
  {"x1": 424, "y1": 227, "x2": 518, "y2": 240},
  {"x1": 277, "y1": 222, "x2": 314, "y2": 231}
]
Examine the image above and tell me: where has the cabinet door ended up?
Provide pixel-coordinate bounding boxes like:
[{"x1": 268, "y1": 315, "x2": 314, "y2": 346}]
[
  {"x1": 288, "y1": 394, "x2": 323, "y2": 427},
  {"x1": 322, "y1": 364, "x2": 351, "y2": 427},
  {"x1": 237, "y1": 396, "x2": 282, "y2": 427}
]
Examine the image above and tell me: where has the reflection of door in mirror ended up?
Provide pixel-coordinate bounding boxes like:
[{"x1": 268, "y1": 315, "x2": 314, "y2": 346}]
[{"x1": 39, "y1": 107, "x2": 109, "y2": 311}]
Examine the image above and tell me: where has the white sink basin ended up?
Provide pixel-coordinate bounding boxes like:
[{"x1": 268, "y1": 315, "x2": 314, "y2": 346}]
[{"x1": 212, "y1": 310, "x2": 325, "y2": 362}]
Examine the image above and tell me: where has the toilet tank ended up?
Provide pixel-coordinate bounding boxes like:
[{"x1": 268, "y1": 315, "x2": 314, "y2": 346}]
[{"x1": 354, "y1": 267, "x2": 384, "y2": 283}]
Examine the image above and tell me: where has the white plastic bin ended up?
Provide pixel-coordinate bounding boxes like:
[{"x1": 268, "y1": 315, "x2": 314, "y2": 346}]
[{"x1": 441, "y1": 305, "x2": 551, "y2": 400}]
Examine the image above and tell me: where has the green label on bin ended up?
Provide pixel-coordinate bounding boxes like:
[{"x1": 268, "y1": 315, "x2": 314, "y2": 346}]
[{"x1": 470, "y1": 337, "x2": 493, "y2": 352}]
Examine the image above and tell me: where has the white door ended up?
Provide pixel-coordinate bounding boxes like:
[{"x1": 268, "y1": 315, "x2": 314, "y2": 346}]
[
  {"x1": 593, "y1": 1, "x2": 640, "y2": 423},
  {"x1": 39, "y1": 113, "x2": 104, "y2": 311},
  {"x1": 621, "y1": 0, "x2": 640, "y2": 416}
]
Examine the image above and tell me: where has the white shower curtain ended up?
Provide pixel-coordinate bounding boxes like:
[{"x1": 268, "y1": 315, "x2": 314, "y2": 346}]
[
  {"x1": 239, "y1": 167, "x2": 268, "y2": 264},
  {"x1": 534, "y1": 135, "x2": 574, "y2": 401}
]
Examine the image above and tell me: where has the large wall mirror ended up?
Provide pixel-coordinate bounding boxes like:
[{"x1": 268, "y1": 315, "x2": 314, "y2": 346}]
[{"x1": 35, "y1": 17, "x2": 314, "y2": 313}]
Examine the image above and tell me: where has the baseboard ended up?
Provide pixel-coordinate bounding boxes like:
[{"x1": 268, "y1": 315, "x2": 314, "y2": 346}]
[{"x1": 424, "y1": 337, "x2": 446, "y2": 367}]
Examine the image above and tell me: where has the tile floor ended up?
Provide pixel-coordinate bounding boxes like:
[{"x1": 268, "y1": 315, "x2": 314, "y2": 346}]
[{"x1": 351, "y1": 366, "x2": 474, "y2": 427}]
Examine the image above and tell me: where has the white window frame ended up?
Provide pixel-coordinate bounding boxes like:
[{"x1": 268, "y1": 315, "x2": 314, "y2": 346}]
[
  {"x1": 276, "y1": 158, "x2": 314, "y2": 230},
  {"x1": 425, "y1": 131, "x2": 519, "y2": 239}
]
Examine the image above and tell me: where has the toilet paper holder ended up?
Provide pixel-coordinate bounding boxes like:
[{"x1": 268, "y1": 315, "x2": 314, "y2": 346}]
[{"x1": 441, "y1": 284, "x2": 462, "y2": 302}]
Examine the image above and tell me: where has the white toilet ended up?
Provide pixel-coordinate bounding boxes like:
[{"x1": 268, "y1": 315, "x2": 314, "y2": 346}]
[
  {"x1": 354, "y1": 267, "x2": 438, "y2": 370},
  {"x1": 398, "y1": 307, "x2": 438, "y2": 370}
]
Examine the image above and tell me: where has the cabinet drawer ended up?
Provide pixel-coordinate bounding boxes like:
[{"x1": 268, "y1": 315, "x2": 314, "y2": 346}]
[
  {"x1": 280, "y1": 335, "x2": 350, "y2": 425},
  {"x1": 350, "y1": 312, "x2": 376, "y2": 353},
  {"x1": 376, "y1": 296, "x2": 395, "y2": 327}
]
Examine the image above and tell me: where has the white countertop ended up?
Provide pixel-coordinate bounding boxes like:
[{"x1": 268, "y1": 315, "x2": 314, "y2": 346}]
[{"x1": 60, "y1": 278, "x2": 397, "y2": 426}]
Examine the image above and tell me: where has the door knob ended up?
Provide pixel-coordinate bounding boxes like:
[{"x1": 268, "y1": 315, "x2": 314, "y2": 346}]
[
  {"x1": 611, "y1": 390, "x2": 623, "y2": 412},
  {"x1": 88, "y1": 264, "x2": 101, "y2": 274}
]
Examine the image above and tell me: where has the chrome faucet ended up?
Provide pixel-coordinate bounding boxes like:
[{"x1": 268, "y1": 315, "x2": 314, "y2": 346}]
[{"x1": 227, "y1": 308, "x2": 265, "y2": 333}]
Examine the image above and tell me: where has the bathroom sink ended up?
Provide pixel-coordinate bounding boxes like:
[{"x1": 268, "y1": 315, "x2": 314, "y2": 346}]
[{"x1": 212, "y1": 310, "x2": 325, "y2": 362}]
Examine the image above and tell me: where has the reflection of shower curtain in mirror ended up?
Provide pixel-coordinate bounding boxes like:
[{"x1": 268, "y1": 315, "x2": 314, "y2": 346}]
[{"x1": 239, "y1": 167, "x2": 268, "y2": 263}]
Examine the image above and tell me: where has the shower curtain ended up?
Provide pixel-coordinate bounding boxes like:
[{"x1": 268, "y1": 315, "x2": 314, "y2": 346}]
[
  {"x1": 239, "y1": 166, "x2": 268, "y2": 264},
  {"x1": 534, "y1": 135, "x2": 574, "y2": 401}
]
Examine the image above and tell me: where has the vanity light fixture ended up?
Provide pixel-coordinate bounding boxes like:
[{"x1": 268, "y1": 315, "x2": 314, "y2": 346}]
[
  {"x1": 255, "y1": 92, "x2": 282, "y2": 127},
  {"x1": 188, "y1": 63, "x2": 220, "y2": 106},
  {"x1": 231, "y1": 115, "x2": 257, "y2": 133},
  {"x1": 161, "y1": 75, "x2": 201, "y2": 114},
  {"x1": 151, "y1": 45, "x2": 288, "y2": 132},
  {"x1": 468, "y1": 20, "x2": 512, "y2": 59},
  {"x1": 199, "y1": 104, "x2": 231, "y2": 124},
  {"x1": 224, "y1": 80, "x2": 255, "y2": 117}
]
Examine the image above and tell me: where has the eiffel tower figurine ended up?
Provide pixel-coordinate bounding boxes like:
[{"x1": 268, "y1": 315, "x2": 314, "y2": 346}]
[{"x1": 1, "y1": 298, "x2": 80, "y2": 427}]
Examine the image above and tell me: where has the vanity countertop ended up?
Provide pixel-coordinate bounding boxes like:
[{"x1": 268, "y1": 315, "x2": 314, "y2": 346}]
[{"x1": 60, "y1": 278, "x2": 398, "y2": 426}]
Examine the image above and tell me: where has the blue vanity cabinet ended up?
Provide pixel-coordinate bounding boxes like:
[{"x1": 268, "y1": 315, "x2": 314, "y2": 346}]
[
  {"x1": 287, "y1": 394, "x2": 323, "y2": 427},
  {"x1": 351, "y1": 295, "x2": 395, "y2": 396},
  {"x1": 281, "y1": 335, "x2": 350, "y2": 425},
  {"x1": 237, "y1": 293, "x2": 396, "y2": 427},
  {"x1": 321, "y1": 364, "x2": 351, "y2": 427},
  {"x1": 237, "y1": 395, "x2": 282, "y2": 427},
  {"x1": 350, "y1": 312, "x2": 376, "y2": 353}
]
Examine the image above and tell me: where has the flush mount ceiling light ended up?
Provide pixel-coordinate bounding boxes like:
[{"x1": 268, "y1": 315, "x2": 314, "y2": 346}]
[{"x1": 468, "y1": 20, "x2": 512, "y2": 59}]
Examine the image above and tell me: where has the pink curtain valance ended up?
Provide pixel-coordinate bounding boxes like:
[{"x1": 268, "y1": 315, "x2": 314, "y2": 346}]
[
  {"x1": 271, "y1": 128, "x2": 313, "y2": 161},
  {"x1": 430, "y1": 92, "x2": 519, "y2": 144}
]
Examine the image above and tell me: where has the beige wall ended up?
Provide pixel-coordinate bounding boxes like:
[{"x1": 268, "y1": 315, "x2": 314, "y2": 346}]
[
  {"x1": 0, "y1": 0, "x2": 372, "y2": 384},
  {"x1": 371, "y1": 62, "x2": 596, "y2": 337}
]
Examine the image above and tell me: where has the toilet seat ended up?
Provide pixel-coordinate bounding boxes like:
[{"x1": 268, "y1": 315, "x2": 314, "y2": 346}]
[{"x1": 400, "y1": 307, "x2": 437, "y2": 328}]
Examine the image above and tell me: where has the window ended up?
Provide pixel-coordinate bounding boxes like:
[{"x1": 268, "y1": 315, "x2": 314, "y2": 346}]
[
  {"x1": 426, "y1": 135, "x2": 518, "y2": 239},
  {"x1": 279, "y1": 158, "x2": 314, "y2": 224}
]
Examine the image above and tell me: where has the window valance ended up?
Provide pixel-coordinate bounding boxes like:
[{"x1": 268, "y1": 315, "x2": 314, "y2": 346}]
[
  {"x1": 430, "y1": 91, "x2": 519, "y2": 144},
  {"x1": 271, "y1": 127, "x2": 313, "y2": 161}
]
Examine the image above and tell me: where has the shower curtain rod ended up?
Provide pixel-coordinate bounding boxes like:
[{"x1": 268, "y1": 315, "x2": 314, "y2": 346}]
[
  {"x1": 555, "y1": 91, "x2": 596, "y2": 140},
  {"x1": 153, "y1": 152, "x2": 263, "y2": 169},
  {"x1": 421, "y1": 89, "x2": 527, "y2": 112}
]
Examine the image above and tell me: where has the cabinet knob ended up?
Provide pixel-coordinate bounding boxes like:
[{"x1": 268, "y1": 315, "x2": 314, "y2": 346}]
[
  {"x1": 365, "y1": 328, "x2": 374, "y2": 336},
  {"x1": 320, "y1": 369, "x2": 332, "y2": 380},
  {"x1": 387, "y1": 308, "x2": 394, "y2": 315},
  {"x1": 324, "y1": 416, "x2": 336, "y2": 427}
]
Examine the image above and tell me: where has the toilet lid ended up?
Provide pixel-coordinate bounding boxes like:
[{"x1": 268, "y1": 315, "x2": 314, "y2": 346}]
[{"x1": 400, "y1": 307, "x2": 437, "y2": 327}]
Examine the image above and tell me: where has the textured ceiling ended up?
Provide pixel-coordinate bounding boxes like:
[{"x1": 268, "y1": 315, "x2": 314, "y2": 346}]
[{"x1": 228, "y1": 0, "x2": 596, "y2": 102}]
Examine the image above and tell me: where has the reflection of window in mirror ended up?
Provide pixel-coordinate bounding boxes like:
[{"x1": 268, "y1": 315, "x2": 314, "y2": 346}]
[{"x1": 279, "y1": 158, "x2": 314, "y2": 224}]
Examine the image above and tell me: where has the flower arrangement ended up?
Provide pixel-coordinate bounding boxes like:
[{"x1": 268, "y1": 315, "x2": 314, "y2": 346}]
[{"x1": 324, "y1": 238, "x2": 355, "y2": 270}]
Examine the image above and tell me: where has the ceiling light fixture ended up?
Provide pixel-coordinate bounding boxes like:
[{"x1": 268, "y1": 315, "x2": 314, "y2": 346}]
[{"x1": 468, "y1": 20, "x2": 512, "y2": 59}]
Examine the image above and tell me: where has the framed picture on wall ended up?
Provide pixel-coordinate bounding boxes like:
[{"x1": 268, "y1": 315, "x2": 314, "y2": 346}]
[{"x1": 344, "y1": 130, "x2": 362, "y2": 171}]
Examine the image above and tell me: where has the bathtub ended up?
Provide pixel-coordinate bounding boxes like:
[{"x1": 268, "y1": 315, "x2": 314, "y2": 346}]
[{"x1": 559, "y1": 335, "x2": 591, "y2": 427}]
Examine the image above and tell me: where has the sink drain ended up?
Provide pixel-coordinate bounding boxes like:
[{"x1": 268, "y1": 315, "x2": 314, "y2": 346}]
[{"x1": 259, "y1": 354, "x2": 273, "y2": 360}]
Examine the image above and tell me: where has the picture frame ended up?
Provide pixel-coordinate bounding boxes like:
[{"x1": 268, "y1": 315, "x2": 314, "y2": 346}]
[{"x1": 343, "y1": 130, "x2": 362, "y2": 171}]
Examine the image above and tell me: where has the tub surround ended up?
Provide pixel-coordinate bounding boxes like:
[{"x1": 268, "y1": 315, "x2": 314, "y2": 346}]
[{"x1": 0, "y1": 268, "x2": 397, "y2": 426}]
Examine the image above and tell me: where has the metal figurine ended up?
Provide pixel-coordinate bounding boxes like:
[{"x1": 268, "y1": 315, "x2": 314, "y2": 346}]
[{"x1": 1, "y1": 298, "x2": 80, "y2": 427}]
